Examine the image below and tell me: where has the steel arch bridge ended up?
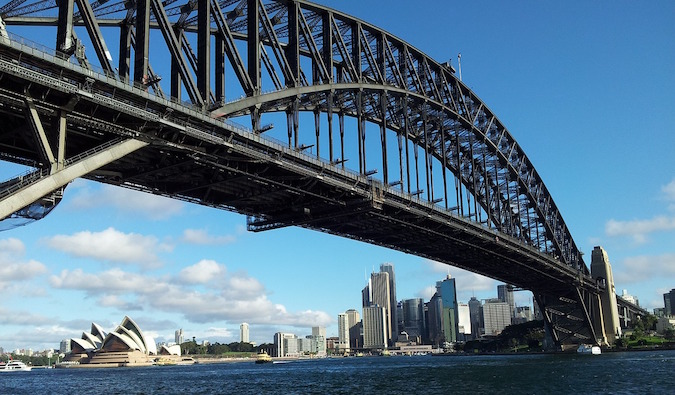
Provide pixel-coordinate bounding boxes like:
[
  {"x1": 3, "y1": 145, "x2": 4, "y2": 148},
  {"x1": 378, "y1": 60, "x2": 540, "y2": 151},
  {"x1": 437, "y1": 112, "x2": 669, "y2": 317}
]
[{"x1": 0, "y1": 0, "x2": 638, "y2": 349}]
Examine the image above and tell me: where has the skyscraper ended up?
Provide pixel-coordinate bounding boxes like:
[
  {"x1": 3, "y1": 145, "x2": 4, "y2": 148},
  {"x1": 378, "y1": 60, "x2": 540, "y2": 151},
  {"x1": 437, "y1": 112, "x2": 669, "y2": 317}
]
[
  {"x1": 483, "y1": 299, "x2": 511, "y2": 335},
  {"x1": 402, "y1": 298, "x2": 426, "y2": 342},
  {"x1": 468, "y1": 296, "x2": 483, "y2": 339},
  {"x1": 497, "y1": 284, "x2": 515, "y2": 321},
  {"x1": 175, "y1": 329, "x2": 184, "y2": 345},
  {"x1": 240, "y1": 322, "x2": 249, "y2": 343},
  {"x1": 438, "y1": 275, "x2": 459, "y2": 343},
  {"x1": 457, "y1": 302, "x2": 471, "y2": 341},
  {"x1": 338, "y1": 313, "x2": 350, "y2": 351},
  {"x1": 345, "y1": 309, "x2": 361, "y2": 349},
  {"x1": 367, "y1": 270, "x2": 393, "y2": 344},
  {"x1": 363, "y1": 305, "x2": 388, "y2": 349},
  {"x1": 380, "y1": 263, "x2": 398, "y2": 341}
]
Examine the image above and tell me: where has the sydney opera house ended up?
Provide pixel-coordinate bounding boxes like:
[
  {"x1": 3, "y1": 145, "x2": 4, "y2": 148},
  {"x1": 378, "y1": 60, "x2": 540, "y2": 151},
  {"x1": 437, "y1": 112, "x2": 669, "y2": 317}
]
[{"x1": 60, "y1": 316, "x2": 186, "y2": 367}]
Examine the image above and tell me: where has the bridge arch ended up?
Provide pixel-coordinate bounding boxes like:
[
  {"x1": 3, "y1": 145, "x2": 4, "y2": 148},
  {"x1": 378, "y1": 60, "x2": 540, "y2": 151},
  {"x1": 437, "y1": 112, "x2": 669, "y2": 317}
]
[{"x1": 0, "y1": 0, "x2": 605, "y2": 348}]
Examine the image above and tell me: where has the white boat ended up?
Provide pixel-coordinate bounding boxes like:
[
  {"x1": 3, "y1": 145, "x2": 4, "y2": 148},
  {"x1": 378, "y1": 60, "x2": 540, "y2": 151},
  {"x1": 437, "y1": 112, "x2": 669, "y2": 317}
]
[
  {"x1": 0, "y1": 360, "x2": 32, "y2": 372},
  {"x1": 576, "y1": 344, "x2": 601, "y2": 355}
]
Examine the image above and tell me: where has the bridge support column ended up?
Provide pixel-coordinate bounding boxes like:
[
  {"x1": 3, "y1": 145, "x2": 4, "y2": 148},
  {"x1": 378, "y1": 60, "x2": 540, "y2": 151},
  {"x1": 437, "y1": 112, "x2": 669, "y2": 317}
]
[
  {"x1": 0, "y1": 139, "x2": 148, "y2": 221},
  {"x1": 590, "y1": 246, "x2": 622, "y2": 346}
]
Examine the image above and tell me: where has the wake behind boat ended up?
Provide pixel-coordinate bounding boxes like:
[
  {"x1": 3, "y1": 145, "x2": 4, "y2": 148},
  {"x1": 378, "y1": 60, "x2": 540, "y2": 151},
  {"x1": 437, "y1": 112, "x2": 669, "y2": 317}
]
[{"x1": 0, "y1": 360, "x2": 32, "y2": 372}]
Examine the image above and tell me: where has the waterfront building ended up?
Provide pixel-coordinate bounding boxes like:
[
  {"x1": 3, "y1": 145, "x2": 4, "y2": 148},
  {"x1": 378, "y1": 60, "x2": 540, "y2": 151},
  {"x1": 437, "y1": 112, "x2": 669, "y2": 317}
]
[
  {"x1": 370, "y1": 271, "x2": 393, "y2": 344},
  {"x1": 483, "y1": 299, "x2": 511, "y2": 335},
  {"x1": 363, "y1": 305, "x2": 388, "y2": 349},
  {"x1": 311, "y1": 327, "x2": 327, "y2": 356},
  {"x1": 654, "y1": 308, "x2": 665, "y2": 317},
  {"x1": 402, "y1": 298, "x2": 426, "y2": 342},
  {"x1": 62, "y1": 316, "x2": 172, "y2": 367},
  {"x1": 175, "y1": 328, "x2": 184, "y2": 345},
  {"x1": 240, "y1": 322, "x2": 250, "y2": 343},
  {"x1": 497, "y1": 284, "x2": 516, "y2": 321},
  {"x1": 468, "y1": 297, "x2": 483, "y2": 339},
  {"x1": 664, "y1": 289, "x2": 675, "y2": 316},
  {"x1": 274, "y1": 332, "x2": 298, "y2": 357}
]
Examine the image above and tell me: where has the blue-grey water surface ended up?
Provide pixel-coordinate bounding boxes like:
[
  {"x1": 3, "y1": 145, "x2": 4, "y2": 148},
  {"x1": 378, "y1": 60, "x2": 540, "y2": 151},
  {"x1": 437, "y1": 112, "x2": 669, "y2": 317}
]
[{"x1": 1, "y1": 350, "x2": 673, "y2": 394}]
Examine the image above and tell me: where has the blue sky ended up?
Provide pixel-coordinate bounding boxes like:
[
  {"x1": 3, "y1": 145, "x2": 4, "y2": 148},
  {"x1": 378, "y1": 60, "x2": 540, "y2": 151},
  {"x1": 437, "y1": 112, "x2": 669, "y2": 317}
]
[{"x1": 1, "y1": 1, "x2": 674, "y2": 352}]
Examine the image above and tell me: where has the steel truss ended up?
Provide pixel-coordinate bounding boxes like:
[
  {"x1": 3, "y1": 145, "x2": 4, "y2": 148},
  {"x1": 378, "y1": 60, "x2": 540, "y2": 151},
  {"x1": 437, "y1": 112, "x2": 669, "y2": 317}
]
[{"x1": 0, "y1": 1, "x2": 600, "y2": 348}]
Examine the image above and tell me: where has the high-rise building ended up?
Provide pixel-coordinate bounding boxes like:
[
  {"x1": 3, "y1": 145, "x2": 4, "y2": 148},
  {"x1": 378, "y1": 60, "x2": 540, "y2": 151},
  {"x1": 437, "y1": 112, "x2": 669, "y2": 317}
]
[
  {"x1": 483, "y1": 299, "x2": 511, "y2": 335},
  {"x1": 345, "y1": 309, "x2": 361, "y2": 349},
  {"x1": 497, "y1": 284, "x2": 515, "y2": 320},
  {"x1": 438, "y1": 275, "x2": 459, "y2": 343},
  {"x1": 175, "y1": 329, "x2": 184, "y2": 345},
  {"x1": 363, "y1": 305, "x2": 388, "y2": 349},
  {"x1": 663, "y1": 289, "x2": 675, "y2": 316},
  {"x1": 59, "y1": 339, "x2": 71, "y2": 354},
  {"x1": 402, "y1": 298, "x2": 426, "y2": 342},
  {"x1": 311, "y1": 327, "x2": 327, "y2": 356},
  {"x1": 468, "y1": 297, "x2": 483, "y2": 339},
  {"x1": 514, "y1": 306, "x2": 533, "y2": 324},
  {"x1": 366, "y1": 270, "x2": 393, "y2": 345},
  {"x1": 380, "y1": 263, "x2": 398, "y2": 342},
  {"x1": 338, "y1": 313, "x2": 350, "y2": 350},
  {"x1": 457, "y1": 302, "x2": 471, "y2": 341},
  {"x1": 240, "y1": 322, "x2": 250, "y2": 343}
]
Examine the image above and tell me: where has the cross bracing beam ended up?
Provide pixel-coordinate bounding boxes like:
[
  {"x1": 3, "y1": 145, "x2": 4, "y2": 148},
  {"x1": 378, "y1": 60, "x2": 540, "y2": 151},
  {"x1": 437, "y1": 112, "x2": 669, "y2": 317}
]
[{"x1": 0, "y1": 138, "x2": 148, "y2": 220}]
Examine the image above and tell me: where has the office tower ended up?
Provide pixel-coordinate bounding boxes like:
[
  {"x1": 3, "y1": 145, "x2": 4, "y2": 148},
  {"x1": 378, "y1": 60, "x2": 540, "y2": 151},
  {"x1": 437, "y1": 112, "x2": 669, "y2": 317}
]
[
  {"x1": 402, "y1": 298, "x2": 426, "y2": 342},
  {"x1": 438, "y1": 275, "x2": 459, "y2": 343},
  {"x1": 663, "y1": 289, "x2": 675, "y2": 316},
  {"x1": 514, "y1": 306, "x2": 533, "y2": 324},
  {"x1": 427, "y1": 292, "x2": 443, "y2": 346},
  {"x1": 311, "y1": 327, "x2": 327, "y2": 356},
  {"x1": 363, "y1": 305, "x2": 388, "y2": 349},
  {"x1": 175, "y1": 328, "x2": 184, "y2": 345},
  {"x1": 468, "y1": 296, "x2": 483, "y2": 339},
  {"x1": 338, "y1": 313, "x2": 350, "y2": 350},
  {"x1": 457, "y1": 302, "x2": 471, "y2": 341},
  {"x1": 369, "y1": 271, "x2": 392, "y2": 343},
  {"x1": 59, "y1": 339, "x2": 71, "y2": 354},
  {"x1": 345, "y1": 309, "x2": 361, "y2": 349},
  {"x1": 362, "y1": 282, "x2": 371, "y2": 308},
  {"x1": 240, "y1": 322, "x2": 249, "y2": 343},
  {"x1": 380, "y1": 263, "x2": 398, "y2": 342},
  {"x1": 483, "y1": 299, "x2": 511, "y2": 335},
  {"x1": 497, "y1": 284, "x2": 515, "y2": 320}
]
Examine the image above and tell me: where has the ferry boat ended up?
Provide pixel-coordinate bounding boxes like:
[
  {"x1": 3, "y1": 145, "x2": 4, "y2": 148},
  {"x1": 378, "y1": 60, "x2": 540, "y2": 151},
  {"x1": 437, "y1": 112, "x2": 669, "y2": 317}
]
[
  {"x1": 0, "y1": 360, "x2": 32, "y2": 372},
  {"x1": 576, "y1": 344, "x2": 601, "y2": 355},
  {"x1": 255, "y1": 351, "x2": 273, "y2": 364}
]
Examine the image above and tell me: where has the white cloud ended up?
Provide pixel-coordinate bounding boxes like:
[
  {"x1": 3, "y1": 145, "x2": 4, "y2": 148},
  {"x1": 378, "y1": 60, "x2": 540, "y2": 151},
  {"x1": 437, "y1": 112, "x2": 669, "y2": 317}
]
[
  {"x1": 182, "y1": 229, "x2": 236, "y2": 245},
  {"x1": 49, "y1": 262, "x2": 331, "y2": 329},
  {"x1": 43, "y1": 227, "x2": 172, "y2": 268},
  {"x1": 178, "y1": 259, "x2": 226, "y2": 284},
  {"x1": 614, "y1": 253, "x2": 675, "y2": 284},
  {"x1": 0, "y1": 238, "x2": 48, "y2": 291},
  {"x1": 605, "y1": 179, "x2": 675, "y2": 243},
  {"x1": 605, "y1": 216, "x2": 675, "y2": 244},
  {"x1": 423, "y1": 260, "x2": 497, "y2": 293},
  {"x1": 68, "y1": 184, "x2": 183, "y2": 220}
]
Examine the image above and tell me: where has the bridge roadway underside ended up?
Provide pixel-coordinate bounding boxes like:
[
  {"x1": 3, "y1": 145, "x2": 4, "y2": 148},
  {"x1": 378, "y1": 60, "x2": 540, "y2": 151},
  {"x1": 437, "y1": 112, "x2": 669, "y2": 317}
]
[{"x1": 0, "y1": 39, "x2": 597, "y2": 348}]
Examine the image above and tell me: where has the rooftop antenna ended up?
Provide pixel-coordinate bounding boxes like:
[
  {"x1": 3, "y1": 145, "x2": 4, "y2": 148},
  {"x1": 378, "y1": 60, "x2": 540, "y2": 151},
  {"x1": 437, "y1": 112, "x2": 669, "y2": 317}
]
[{"x1": 457, "y1": 53, "x2": 462, "y2": 81}]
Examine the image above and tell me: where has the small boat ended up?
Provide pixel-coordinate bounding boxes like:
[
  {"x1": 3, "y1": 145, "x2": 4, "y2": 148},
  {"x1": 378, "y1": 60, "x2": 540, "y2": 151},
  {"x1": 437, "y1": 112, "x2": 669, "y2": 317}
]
[
  {"x1": 0, "y1": 360, "x2": 32, "y2": 372},
  {"x1": 576, "y1": 344, "x2": 601, "y2": 355},
  {"x1": 255, "y1": 351, "x2": 273, "y2": 364}
]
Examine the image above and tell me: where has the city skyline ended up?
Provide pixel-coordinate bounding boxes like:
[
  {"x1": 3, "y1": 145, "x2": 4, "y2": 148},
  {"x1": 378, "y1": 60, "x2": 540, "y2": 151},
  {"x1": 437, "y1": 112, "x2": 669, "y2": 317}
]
[{"x1": 1, "y1": 1, "x2": 673, "y2": 352}]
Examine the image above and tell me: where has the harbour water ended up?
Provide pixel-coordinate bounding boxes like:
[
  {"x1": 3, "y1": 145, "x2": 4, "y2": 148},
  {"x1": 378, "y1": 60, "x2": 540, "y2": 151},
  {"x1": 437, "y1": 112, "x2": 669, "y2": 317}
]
[{"x1": 1, "y1": 350, "x2": 673, "y2": 394}]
